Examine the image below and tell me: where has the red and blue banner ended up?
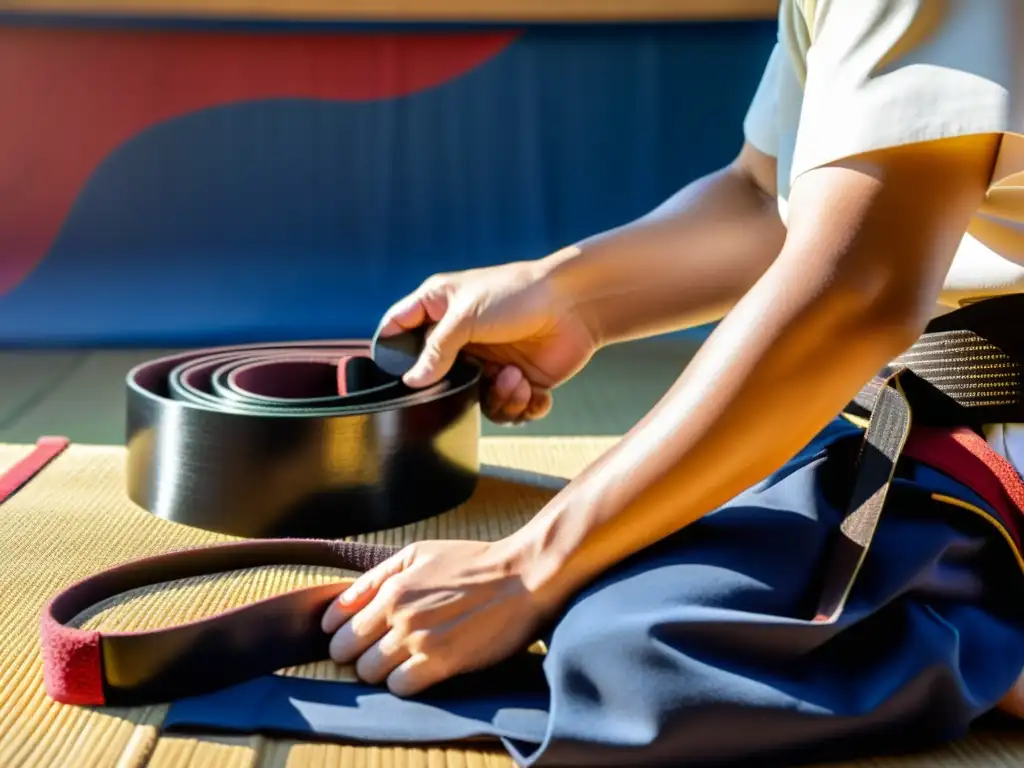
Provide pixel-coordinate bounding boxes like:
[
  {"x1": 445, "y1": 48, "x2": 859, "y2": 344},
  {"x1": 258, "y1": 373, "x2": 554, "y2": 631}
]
[{"x1": 0, "y1": 19, "x2": 775, "y2": 345}]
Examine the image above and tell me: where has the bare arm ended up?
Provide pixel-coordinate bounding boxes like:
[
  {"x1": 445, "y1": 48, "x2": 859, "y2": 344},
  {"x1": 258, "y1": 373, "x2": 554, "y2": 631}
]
[
  {"x1": 510, "y1": 134, "x2": 1002, "y2": 604},
  {"x1": 539, "y1": 142, "x2": 786, "y2": 346}
]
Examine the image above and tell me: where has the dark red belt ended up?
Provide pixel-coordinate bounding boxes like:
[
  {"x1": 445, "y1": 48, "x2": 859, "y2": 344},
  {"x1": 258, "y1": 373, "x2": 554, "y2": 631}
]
[
  {"x1": 126, "y1": 340, "x2": 482, "y2": 539},
  {"x1": 41, "y1": 538, "x2": 396, "y2": 707}
]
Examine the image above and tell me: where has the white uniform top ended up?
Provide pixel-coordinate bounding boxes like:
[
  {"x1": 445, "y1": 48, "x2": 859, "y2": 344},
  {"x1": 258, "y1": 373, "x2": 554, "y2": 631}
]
[{"x1": 741, "y1": 0, "x2": 1024, "y2": 469}]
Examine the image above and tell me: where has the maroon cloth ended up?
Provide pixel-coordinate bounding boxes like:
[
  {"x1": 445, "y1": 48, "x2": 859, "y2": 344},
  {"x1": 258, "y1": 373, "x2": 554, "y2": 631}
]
[{"x1": 904, "y1": 425, "x2": 1022, "y2": 547}]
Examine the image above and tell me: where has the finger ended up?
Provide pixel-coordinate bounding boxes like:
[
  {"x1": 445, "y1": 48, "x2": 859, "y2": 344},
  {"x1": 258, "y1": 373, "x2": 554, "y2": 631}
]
[
  {"x1": 355, "y1": 629, "x2": 414, "y2": 685},
  {"x1": 403, "y1": 310, "x2": 472, "y2": 388},
  {"x1": 480, "y1": 361, "x2": 502, "y2": 380},
  {"x1": 328, "y1": 584, "x2": 395, "y2": 665},
  {"x1": 386, "y1": 652, "x2": 449, "y2": 698},
  {"x1": 492, "y1": 365, "x2": 524, "y2": 401},
  {"x1": 377, "y1": 298, "x2": 427, "y2": 339},
  {"x1": 377, "y1": 283, "x2": 450, "y2": 338},
  {"x1": 321, "y1": 552, "x2": 407, "y2": 634},
  {"x1": 483, "y1": 365, "x2": 524, "y2": 419},
  {"x1": 498, "y1": 377, "x2": 532, "y2": 422},
  {"x1": 491, "y1": 385, "x2": 552, "y2": 426},
  {"x1": 524, "y1": 389, "x2": 553, "y2": 421}
]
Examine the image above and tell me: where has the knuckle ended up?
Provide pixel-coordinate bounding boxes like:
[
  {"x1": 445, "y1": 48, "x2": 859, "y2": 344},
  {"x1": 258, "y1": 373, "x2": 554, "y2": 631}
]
[
  {"x1": 421, "y1": 273, "x2": 450, "y2": 293},
  {"x1": 402, "y1": 629, "x2": 431, "y2": 654},
  {"x1": 421, "y1": 340, "x2": 443, "y2": 358},
  {"x1": 427, "y1": 649, "x2": 456, "y2": 679},
  {"x1": 389, "y1": 611, "x2": 415, "y2": 637},
  {"x1": 418, "y1": 630, "x2": 451, "y2": 658},
  {"x1": 390, "y1": 597, "x2": 434, "y2": 634},
  {"x1": 346, "y1": 612, "x2": 373, "y2": 639},
  {"x1": 378, "y1": 576, "x2": 406, "y2": 606}
]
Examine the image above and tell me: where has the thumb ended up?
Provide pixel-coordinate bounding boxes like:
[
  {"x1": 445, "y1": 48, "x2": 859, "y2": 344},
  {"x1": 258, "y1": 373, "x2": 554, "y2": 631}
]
[{"x1": 403, "y1": 309, "x2": 472, "y2": 388}]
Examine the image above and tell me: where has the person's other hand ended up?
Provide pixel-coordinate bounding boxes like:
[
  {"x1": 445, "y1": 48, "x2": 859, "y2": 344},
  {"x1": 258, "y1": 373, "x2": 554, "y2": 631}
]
[
  {"x1": 377, "y1": 259, "x2": 598, "y2": 424},
  {"x1": 999, "y1": 676, "x2": 1024, "y2": 719},
  {"x1": 320, "y1": 539, "x2": 555, "y2": 696}
]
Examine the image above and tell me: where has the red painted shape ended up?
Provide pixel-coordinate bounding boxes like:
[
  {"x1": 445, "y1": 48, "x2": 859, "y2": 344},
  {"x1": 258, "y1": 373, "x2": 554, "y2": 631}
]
[
  {"x1": 0, "y1": 436, "x2": 70, "y2": 504},
  {"x1": 0, "y1": 26, "x2": 520, "y2": 295},
  {"x1": 904, "y1": 426, "x2": 1023, "y2": 548}
]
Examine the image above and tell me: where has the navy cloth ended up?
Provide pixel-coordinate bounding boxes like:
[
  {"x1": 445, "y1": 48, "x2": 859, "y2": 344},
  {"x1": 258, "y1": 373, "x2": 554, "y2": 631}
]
[{"x1": 165, "y1": 418, "x2": 1024, "y2": 765}]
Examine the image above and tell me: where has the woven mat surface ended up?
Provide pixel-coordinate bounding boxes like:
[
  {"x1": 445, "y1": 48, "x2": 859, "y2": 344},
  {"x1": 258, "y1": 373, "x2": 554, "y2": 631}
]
[{"x1": 1, "y1": 439, "x2": 1022, "y2": 768}]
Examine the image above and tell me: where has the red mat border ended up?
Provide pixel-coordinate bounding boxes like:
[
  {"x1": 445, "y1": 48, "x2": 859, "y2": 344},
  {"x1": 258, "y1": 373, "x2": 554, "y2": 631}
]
[{"x1": 0, "y1": 437, "x2": 71, "y2": 505}]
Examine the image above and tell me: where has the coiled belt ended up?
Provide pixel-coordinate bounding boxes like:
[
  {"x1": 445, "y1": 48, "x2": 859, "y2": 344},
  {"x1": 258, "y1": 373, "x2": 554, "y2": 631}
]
[
  {"x1": 125, "y1": 341, "x2": 482, "y2": 538},
  {"x1": 41, "y1": 538, "x2": 398, "y2": 706}
]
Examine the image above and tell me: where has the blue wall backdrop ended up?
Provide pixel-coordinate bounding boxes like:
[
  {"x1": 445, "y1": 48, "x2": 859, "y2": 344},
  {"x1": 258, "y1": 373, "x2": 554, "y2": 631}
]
[{"x1": 0, "y1": 20, "x2": 776, "y2": 346}]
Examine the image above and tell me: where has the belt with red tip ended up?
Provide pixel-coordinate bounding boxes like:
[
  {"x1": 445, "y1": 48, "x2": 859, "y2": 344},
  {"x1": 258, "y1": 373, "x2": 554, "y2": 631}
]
[{"x1": 40, "y1": 538, "x2": 397, "y2": 706}]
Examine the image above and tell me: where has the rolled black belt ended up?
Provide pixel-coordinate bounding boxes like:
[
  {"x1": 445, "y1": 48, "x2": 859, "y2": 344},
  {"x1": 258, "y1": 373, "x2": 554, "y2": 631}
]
[
  {"x1": 40, "y1": 296, "x2": 1024, "y2": 710},
  {"x1": 125, "y1": 340, "x2": 482, "y2": 538}
]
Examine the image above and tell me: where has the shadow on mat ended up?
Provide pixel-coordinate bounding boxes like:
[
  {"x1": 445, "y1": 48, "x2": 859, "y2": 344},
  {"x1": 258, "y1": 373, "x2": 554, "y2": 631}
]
[
  {"x1": 453, "y1": 464, "x2": 568, "y2": 526},
  {"x1": 478, "y1": 463, "x2": 567, "y2": 494},
  {"x1": 150, "y1": 731, "x2": 512, "y2": 764}
]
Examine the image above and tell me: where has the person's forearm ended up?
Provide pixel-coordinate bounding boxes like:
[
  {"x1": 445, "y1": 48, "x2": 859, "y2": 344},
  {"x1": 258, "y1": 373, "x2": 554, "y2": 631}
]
[
  {"x1": 515, "y1": 266, "x2": 921, "y2": 603},
  {"x1": 538, "y1": 154, "x2": 785, "y2": 346},
  {"x1": 503, "y1": 135, "x2": 994, "y2": 611},
  {"x1": 510, "y1": 243, "x2": 926, "y2": 607}
]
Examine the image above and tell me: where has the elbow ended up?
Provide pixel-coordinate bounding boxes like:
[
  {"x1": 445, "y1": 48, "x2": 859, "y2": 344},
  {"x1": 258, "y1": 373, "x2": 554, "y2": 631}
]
[
  {"x1": 809, "y1": 271, "x2": 931, "y2": 364},
  {"x1": 856, "y1": 284, "x2": 928, "y2": 356}
]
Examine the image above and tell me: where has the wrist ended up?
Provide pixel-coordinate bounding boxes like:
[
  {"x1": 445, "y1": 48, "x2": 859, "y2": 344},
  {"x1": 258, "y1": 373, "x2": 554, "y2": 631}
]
[
  {"x1": 534, "y1": 244, "x2": 608, "y2": 349},
  {"x1": 497, "y1": 481, "x2": 608, "y2": 614}
]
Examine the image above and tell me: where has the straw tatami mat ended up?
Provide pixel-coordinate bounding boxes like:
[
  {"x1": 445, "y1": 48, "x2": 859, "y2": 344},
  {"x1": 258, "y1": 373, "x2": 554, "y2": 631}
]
[
  {"x1": 0, "y1": 438, "x2": 605, "y2": 768},
  {"x1": 1, "y1": 439, "x2": 1023, "y2": 768}
]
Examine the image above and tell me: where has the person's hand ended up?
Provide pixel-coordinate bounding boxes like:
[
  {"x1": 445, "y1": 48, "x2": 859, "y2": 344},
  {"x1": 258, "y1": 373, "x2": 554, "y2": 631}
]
[
  {"x1": 378, "y1": 258, "x2": 599, "y2": 424},
  {"x1": 999, "y1": 675, "x2": 1024, "y2": 719},
  {"x1": 320, "y1": 539, "x2": 557, "y2": 696}
]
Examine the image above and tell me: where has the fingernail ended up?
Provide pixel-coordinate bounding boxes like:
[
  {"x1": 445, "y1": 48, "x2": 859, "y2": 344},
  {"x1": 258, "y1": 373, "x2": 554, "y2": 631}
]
[
  {"x1": 403, "y1": 367, "x2": 427, "y2": 387},
  {"x1": 338, "y1": 585, "x2": 359, "y2": 605}
]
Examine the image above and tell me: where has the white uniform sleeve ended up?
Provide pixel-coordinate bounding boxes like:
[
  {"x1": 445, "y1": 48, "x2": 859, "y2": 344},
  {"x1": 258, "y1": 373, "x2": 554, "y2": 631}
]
[
  {"x1": 741, "y1": 43, "x2": 786, "y2": 159},
  {"x1": 789, "y1": 0, "x2": 1022, "y2": 188}
]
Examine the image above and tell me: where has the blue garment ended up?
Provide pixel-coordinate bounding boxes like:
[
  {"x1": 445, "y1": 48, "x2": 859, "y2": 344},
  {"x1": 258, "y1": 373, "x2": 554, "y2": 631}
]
[{"x1": 165, "y1": 418, "x2": 1024, "y2": 765}]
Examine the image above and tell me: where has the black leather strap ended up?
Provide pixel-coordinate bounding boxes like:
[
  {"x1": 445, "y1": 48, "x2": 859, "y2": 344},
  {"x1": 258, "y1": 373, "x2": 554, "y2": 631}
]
[{"x1": 125, "y1": 341, "x2": 482, "y2": 538}]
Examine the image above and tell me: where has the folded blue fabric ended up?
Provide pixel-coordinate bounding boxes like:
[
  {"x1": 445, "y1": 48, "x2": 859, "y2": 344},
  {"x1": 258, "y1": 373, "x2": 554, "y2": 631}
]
[
  {"x1": 166, "y1": 418, "x2": 1024, "y2": 766},
  {"x1": 165, "y1": 673, "x2": 550, "y2": 746}
]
